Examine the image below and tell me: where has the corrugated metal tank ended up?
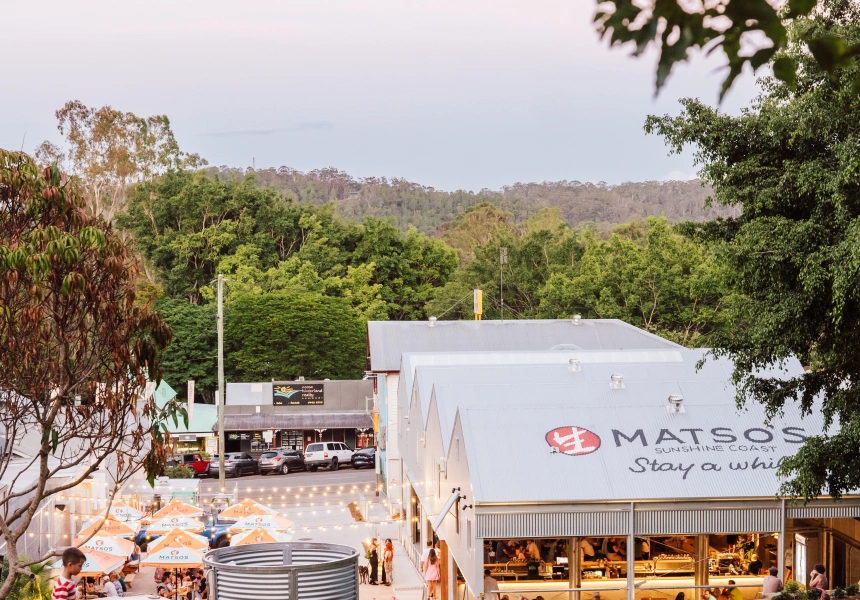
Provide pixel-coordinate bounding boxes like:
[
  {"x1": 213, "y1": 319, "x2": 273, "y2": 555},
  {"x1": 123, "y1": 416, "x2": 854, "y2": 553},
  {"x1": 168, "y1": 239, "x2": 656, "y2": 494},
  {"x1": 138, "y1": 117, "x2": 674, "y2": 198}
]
[{"x1": 204, "y1": 542, "x2": 358, "y2": 600}]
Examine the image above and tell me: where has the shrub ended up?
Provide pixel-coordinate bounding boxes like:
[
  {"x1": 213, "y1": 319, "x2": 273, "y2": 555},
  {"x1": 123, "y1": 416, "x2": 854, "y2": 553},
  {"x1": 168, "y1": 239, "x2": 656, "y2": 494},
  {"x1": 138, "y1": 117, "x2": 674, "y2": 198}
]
[{"x1": 165, "y1": 465, "x2": 195, "y2": 479}]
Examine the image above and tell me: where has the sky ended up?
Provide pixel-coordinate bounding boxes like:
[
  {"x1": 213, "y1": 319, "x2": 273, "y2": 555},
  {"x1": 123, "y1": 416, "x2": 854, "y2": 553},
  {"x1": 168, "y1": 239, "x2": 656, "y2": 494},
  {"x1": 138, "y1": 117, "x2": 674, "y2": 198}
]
[{"x1": 1, "y1": 0, "x2": 760, "y2": 191}]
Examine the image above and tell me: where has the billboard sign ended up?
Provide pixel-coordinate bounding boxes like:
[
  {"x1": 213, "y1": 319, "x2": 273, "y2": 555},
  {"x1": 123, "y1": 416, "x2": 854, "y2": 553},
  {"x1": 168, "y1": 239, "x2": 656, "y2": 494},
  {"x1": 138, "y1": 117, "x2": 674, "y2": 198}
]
[{"x1": 273, "y1": 382, "x2": 324, "y2": 406}]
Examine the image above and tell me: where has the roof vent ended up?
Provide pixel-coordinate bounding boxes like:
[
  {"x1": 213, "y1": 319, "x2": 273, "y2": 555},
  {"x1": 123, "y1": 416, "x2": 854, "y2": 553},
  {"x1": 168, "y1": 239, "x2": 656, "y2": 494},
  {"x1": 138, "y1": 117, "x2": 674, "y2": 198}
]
[
  {"x1": 668, "y1": 395, "x2": 685, "y2": 413},
  {"x1": 572, "y1": 314, "x2": 582, "y2": 326},
  {"x1": 569, "y1": 358, "x2": 581, "y2": 372},
  {"x1": 610, "y1": 373, "x2": 624, "y2": 390},
  {"x1": 428, "y1": 316, "x2": 437, "y2": 327}
]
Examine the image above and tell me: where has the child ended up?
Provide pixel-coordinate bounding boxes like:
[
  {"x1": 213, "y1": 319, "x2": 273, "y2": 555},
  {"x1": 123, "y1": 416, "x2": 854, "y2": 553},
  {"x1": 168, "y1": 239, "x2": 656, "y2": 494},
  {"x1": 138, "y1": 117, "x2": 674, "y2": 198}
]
[{"x1": 53, "y1": 548, "x2": 86, "y2": 600}]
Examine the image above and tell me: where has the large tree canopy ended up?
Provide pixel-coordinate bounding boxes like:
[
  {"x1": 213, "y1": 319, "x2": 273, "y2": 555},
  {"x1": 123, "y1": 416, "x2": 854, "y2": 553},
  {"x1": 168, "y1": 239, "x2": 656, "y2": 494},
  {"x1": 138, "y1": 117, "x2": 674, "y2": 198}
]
[
  {"x1": 645, "y1": 5, "x2": 860, "y2": 497},
  {"x1": 225, "y1": 291, "x2": 366, "y2": 381}
]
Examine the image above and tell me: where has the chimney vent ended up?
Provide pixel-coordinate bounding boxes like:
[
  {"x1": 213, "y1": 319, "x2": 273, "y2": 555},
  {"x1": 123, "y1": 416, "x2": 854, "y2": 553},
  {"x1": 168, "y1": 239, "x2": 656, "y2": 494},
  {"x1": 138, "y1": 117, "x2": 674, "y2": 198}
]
[
  {"x1": 428, "y1": 316, "x2": 437, "y2": 327},
  {"x1": 572, "y1": 314, "x2": 582, "y2": 326},
  {"x1": 569, "y1": 358, "x2": 581, "y2": 372},
  {"x1": 668, "y1": 395, "x2": 685, "y2": 413},
  {"x1": 610, "y1": 373, "x2": 624, "y2": 390}
]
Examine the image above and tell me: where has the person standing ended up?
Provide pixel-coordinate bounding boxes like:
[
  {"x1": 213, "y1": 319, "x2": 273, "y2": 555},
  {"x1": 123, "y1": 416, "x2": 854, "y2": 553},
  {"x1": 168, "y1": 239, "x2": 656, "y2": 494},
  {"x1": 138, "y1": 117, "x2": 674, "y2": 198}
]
[
  {"x1": 53, "y1": 548, "x2": 86, "y2": 600},
  {"x1": 368, "y1": 538, "x2": 380, "y2": 585},
  {"x1": 424, "y1": 549, "x2": 441, "y2": 599},
  {"x1": 382, "y1": 539, "x2": 394, "y2": 586},
  {"x1": 483, "y1": 569, "x2": 500, "y2": 599},
  {"x1": 420, "y1": 540, "x2": 433, "y2": 571}
]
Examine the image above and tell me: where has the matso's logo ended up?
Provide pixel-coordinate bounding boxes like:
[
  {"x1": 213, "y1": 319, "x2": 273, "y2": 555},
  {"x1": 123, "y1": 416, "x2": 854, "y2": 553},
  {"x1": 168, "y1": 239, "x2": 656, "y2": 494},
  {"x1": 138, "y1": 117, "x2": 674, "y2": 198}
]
[{"x1": 546, "y1": 426, "x2": 600, "y2": 456}]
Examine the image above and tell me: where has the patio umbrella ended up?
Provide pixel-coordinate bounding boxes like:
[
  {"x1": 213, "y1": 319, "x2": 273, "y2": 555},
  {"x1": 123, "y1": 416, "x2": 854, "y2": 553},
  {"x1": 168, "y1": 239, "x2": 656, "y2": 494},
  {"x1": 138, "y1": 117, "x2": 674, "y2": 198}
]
[
  {"x1": 77, "y1": 535, "x2": 135, "y2": 558},
  {"x1": 228, "y1": 514, "x2": 294, "y2": 532},
  {"x1": 147, "y1": 515, "x2": 205, "y2": 534},
  {"x1": 93, "y1": 500, "x2": 145, "y2": 521},
  {"x1": 147, "y1": 528, "x2": 209, "y2": 553},
  {"x1": 77, "y1": 516, "x2": 140, "y2": 540},
  {"x1": 141, "y1": 546, "x2": 204, "y2": 569},
  {"x1": 52, "y1": 549, "x2": 126, "y2": 577},
  {"x1": 152, "y1": 499, "x2": 204, "y2": 519},
  {"x1": 218, "y1": 498, "x2": 278, "y2": 519},
  {"x1": 230, "y1": 527, "x2": 293, "y2": 546}
]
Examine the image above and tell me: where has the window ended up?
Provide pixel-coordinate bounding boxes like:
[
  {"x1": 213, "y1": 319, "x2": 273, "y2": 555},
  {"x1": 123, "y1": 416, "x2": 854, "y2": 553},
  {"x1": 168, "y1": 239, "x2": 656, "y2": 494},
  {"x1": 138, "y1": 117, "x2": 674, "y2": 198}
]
[
  {"x1": 307, "y1": 444, "x2": 323, "y2": 452},
  {"x1": 466, "y1": 519, "x2": 472, "y2": 552},
  {"x1": 280, "y1": 430, "x2": 302, "y2": 449}
]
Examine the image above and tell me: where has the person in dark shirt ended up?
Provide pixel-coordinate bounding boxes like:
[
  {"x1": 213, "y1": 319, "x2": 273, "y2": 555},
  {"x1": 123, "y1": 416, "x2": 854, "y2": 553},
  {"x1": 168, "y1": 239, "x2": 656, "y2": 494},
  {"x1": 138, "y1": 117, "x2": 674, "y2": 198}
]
[{"x1": 747, "y1": 555, "x2": 763, "y2": 575}]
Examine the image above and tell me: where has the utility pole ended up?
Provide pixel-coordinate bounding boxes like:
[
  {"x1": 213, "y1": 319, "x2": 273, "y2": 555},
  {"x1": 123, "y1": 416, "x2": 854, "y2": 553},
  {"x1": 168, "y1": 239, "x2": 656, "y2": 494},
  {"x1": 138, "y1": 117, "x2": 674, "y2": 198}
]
[
  {"x1": 216, "y1": 273, "x2": 226, "y2": 495},
  {"x1": 499, "y1": 247, "x2": 507, "y2": 320}
]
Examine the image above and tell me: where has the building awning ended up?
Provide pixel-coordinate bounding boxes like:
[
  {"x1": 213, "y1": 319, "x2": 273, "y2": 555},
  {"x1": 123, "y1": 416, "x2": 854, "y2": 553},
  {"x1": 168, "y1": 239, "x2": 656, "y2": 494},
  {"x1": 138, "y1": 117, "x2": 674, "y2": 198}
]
[{"x1": 216, "y1": 413, "x2": 373, "y2": 432}]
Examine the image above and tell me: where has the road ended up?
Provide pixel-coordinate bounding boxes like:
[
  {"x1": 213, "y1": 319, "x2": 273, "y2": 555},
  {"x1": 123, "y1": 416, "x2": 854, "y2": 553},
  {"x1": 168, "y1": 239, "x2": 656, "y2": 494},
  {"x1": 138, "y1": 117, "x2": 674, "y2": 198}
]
[{"x1": 196, "y1": 467, "x2": 379, "y2": 506}]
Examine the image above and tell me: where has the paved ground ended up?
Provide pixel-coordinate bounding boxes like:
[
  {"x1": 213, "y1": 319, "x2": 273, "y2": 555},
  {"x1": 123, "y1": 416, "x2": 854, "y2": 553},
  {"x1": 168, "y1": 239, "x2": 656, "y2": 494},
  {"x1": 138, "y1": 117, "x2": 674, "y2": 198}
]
[{"x1": 147, "y1": 469, "x2": 424, "y2": 600}]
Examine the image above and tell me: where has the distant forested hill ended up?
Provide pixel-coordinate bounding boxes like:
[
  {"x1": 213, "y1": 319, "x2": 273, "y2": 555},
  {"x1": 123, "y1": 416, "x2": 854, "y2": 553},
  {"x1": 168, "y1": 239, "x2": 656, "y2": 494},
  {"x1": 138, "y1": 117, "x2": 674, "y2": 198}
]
[{"x1": 208, "y1": 166, "x2": 736, "y2": 232}]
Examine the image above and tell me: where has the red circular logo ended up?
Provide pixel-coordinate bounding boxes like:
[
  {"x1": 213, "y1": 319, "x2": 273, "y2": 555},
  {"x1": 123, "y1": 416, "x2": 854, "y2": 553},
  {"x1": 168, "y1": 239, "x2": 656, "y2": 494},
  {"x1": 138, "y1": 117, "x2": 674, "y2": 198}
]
[
  {"x1": 95, "y1": 540, "x2": 104, "y2": 546},
  {"x1": 171, "y1": 517, "x2": 179, "y2": 523},
  {"x1": 255, "y1": 517, "x2": 263, "y2": 523},
  {"x1": 545, "y1": 426, "x2": 601, "y2": 456},
  {"x1": 170, "y1": 550, "x2": 179, "y2": 556},
  {"x1": 116, "y1": 509, "x2": 124, "y2": 514}
]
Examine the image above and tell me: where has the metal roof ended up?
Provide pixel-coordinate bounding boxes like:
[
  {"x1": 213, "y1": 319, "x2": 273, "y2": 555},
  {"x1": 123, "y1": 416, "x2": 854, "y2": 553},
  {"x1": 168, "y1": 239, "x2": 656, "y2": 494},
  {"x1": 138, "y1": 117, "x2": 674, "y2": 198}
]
[
  {"x1": 458, "y1": 397, "x2": 827, "y2": 503},
  {"x1": 367, "y1": 319, "x2": 682, "y2": 371},
  {"x1": 216, "y1": 413, "x2": 373, "y2": 431},
  {"x1": 407, "y1": 349, "x2": 749, "y2": 447}
]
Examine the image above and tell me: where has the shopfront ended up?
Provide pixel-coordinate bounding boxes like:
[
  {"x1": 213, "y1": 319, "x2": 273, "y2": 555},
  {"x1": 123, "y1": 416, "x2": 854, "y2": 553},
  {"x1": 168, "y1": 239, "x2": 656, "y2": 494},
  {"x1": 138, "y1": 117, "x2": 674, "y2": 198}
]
[
  {"x1": 396, "y1": 348, "x2": 860, "y2": 600},
  {"x1": 221, "y1": 379, "x2": 374, "y2": 453}
]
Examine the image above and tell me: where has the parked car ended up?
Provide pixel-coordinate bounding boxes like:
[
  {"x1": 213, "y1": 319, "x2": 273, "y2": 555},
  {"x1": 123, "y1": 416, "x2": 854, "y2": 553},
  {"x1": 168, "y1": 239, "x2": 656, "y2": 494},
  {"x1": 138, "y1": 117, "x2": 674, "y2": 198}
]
[
  {"x1": 207, "y1": 452, "x2": 259, "y2": 478},
  {"x1": 258, "y1": 449, "x2": 305, "y2": 475},
  {"x1": 165, "y1": 453, "x2": 210, "y2": 477},
  {"x1": 303, "y1": 442, "x2": 354, "y2": 471},
  {"x1": 351, "y1": 447, "x2": 375, "y2": 469}
]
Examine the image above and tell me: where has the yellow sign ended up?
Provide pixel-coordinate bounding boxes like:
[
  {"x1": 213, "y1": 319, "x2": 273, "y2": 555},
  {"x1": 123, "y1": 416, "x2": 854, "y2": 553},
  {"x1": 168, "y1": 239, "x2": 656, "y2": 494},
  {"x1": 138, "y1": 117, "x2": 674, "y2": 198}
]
[{"x1": 473, "y1": 289, "x2": 482, "y2": 320}]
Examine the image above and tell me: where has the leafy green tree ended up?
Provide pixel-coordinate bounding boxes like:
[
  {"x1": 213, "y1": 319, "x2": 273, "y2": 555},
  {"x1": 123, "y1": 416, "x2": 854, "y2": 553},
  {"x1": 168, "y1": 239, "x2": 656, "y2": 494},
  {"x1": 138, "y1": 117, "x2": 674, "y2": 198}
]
[
  {"x1": 594, "y1": 0, "x2": 860, "y2": 99},
  {"x1": 0, "y1": 558, "x2": 52, "y2": 600},
  {"x1": 427, "y1": 209, "x2": 583, "y2": 319},
  {"x1": 644, "y1": 5, "x2": 860, "y2": 497},
  {"x1": 155, "y1": 298, "x2": 218, "y2": 402},
  {"x1": 540, "y1": 218, "x2": 729, "y2": 346},
  {"x1": 225, "y1": 291, "x2": 366, "y2": 381}
]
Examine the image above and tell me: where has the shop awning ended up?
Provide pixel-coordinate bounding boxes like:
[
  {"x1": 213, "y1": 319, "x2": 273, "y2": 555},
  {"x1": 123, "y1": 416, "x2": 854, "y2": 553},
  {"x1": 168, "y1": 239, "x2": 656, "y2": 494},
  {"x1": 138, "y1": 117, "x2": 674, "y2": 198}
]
[{"x1": 216, "y1": 412, "x2": 373, "y2": 432}]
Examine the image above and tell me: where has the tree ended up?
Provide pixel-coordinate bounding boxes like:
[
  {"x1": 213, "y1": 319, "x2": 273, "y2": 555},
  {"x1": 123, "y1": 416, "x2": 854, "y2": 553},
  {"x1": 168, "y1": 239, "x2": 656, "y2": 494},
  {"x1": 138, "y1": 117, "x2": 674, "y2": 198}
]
[
  {"x1": 39, "y1": 100, "x2": 206, "y2": 222},
  {"x1": 155, "y1": 298, "x2": 218, "y2": 402},
  {"x1": 426, "y1": 209, "x2": 583, "y2": 320},
  {"x1": 643, "y1": 4, "x2": 860, "y2": 497},
  {"x1": 225, "y1": 291, "x2": 366, "y2": 381},
  {"x1": 594, "y1": 0, "x2": 860, "y2": 99},
  {"x1": 0, "y1": 150, "x2": 177, "y2": 598},
  {"x1": 540, "y1": 218, "x2": 729, "y2": 346}
]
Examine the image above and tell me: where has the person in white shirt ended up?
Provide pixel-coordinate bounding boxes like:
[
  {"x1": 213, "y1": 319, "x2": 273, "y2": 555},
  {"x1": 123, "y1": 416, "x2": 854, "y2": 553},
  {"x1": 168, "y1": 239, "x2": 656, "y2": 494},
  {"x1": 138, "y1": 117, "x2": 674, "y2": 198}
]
[
  {"x1": 420, "y1": 540, "x2": 433, "y2": 571},
  {"x1": 526, "y1": 540, "x2": 540, "y2": 561},
  {"x1": 581, "y1": 538, "x2": 595, "y2": 559},
  {"x1": 102, "y1": 578, "x2": 119, "y2": 597},
  {"x1": 484, "y1": 570, "x2": 500, "y2": 598}
]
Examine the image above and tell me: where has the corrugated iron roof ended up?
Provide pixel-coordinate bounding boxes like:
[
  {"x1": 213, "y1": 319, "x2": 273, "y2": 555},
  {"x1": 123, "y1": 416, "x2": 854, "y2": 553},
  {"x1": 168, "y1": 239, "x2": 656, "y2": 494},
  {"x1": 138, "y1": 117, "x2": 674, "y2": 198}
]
[
  {"x1": 216, "y1": 413, "x2": 373, "y2": 431},
  {"x1": 368, "y1": 319, "x2": 682, "y2": 371},
  {"x1": 458, "y1": 397, "x2": 827, "y2": 503}
]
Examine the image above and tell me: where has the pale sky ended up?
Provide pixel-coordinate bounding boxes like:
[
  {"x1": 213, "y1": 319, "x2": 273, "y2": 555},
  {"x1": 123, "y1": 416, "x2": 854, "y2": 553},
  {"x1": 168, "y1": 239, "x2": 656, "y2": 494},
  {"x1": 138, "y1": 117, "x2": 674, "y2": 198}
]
[{"x1": 1, "y1": 1, "x2": 759, "y2": 191}]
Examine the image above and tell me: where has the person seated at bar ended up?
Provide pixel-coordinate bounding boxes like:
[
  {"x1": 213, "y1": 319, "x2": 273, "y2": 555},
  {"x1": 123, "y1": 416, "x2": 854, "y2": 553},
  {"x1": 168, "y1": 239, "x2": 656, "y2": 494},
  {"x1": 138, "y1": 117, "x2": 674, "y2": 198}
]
[
  {"x1": 607, "y1": 541, "x2": 624, "y2": 561},
  {"x1": 581, "y1": 538, "x2": 595, "y2": 561},
  {"x1": 723, "y1": 579, "x2": 744, "y2": 600},
  {"x1": 514, "y1": 546, "x2": 526, "y2": 562},
  {"x1": 702, "y1": 589, "x2": 717, "y2": 600},
  {"x1": 526, "y1": 540, "x2": 541, "y2": 561},
  {"x1": 762, "y1": 567, "x2": 784, "y2": 594}
]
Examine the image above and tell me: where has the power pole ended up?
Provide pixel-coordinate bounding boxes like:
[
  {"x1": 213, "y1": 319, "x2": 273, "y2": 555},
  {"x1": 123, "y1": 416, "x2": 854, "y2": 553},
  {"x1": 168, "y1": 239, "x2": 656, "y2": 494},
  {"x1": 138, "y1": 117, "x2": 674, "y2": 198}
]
[
  {"x1": 216, "y1": 273, "x2": 226, "y2": 495},
  {"x1": 499, "y1": 247, "x2": 507, "y2": 320}
]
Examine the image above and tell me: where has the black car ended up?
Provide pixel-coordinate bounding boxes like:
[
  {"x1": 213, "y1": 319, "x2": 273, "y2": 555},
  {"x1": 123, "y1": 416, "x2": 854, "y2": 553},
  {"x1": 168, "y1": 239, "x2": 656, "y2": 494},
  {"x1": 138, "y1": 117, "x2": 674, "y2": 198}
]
[
  {"x1": 207, "y1": 452, "x2": 259, "y2": 478},
  {"x1": 351, "y1": 447, "x2": 375, "y2": 469},
  {"x1": 259, "y1": 449, "x2": 305, "y2": 475}
]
